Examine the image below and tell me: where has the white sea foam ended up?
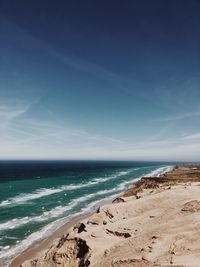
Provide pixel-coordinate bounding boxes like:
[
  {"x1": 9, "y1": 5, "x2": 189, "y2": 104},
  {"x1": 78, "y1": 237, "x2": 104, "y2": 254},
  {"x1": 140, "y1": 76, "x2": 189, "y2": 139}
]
[
  {"x1": 0, "y1": 186, "x2": 130, "y2": 265},
  {"x1": 0, "y1": 166, "x2": 172, "y2": 265},
  {"x1": 0, "y1": 217, "x2": 70, "y2": 266},
  {"x1": 144, "y1": 165, "x2": 174, "y2": 177},
  {"x1": 0, "y1": 202, "x2": 75, "y2": 232},
  {"x1": 0, "y1": 188, "x2": 63, "y2": 207},
  {"x1": 0, "y1": 167, "x2": 171, "y2": 233},
  {"x1": 0, "y1": 185, "x2": 126, "y2": 265},
  {"x1": 0, "y1": 178, "x2": 133, "y2": 233},
  {"x1": 0, "y1": 170, "x2": 132, "y2": 208}
]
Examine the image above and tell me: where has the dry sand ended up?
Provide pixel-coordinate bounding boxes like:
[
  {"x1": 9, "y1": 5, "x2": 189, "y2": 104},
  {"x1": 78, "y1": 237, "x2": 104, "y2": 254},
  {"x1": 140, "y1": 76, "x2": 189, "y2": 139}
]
[{"x1": 10, "y1": 165, "x2": 200, "y2": 267}]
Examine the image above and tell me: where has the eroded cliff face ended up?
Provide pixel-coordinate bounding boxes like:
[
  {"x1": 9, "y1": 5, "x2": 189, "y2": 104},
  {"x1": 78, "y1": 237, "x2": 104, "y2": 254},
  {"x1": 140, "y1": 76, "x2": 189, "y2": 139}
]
[
  {"x1": 22, "y1": 236, "x2": 91, "y2": 267},
  {"x1": 19, "y1": 166, "x2": 200, "y2": 267}
]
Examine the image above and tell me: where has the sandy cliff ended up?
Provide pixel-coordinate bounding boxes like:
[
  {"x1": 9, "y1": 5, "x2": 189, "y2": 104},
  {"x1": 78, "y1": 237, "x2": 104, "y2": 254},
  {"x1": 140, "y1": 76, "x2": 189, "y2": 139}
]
[{"x1": 17, "y1": 166, "x2": 200, "y2": 267}]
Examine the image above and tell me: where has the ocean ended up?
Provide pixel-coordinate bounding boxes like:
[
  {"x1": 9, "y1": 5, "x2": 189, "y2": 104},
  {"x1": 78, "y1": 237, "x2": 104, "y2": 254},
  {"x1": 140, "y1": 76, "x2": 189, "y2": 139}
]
[{"x1": 0, "y1": 160, "x2": 174, "y2": 265}]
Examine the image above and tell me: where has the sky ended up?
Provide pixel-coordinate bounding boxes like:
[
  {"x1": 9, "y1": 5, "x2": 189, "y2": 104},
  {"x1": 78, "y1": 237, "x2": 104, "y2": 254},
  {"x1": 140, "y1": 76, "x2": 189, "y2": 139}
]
[{"x1": 0, "y1": 0, "x2": 200, "y2": 161}]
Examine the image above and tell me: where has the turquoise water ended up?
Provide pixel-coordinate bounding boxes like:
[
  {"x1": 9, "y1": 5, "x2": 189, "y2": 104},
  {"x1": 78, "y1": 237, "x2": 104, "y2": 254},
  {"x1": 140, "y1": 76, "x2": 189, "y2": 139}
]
[{"x1": 0, "y1": 161, "x2": 173, "y2": 264}]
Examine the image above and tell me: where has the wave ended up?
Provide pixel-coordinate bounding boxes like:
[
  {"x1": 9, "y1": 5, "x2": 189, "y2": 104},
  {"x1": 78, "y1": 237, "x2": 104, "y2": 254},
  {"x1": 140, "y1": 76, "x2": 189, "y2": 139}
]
[
  {"x1": 0, "y1": 218, "x2": 69, "y2": 265},
  {"x1": 0, "y1": 170, "x2": 132, "y2": 208},
  {"x1": 0, "y1": 186, "x2": 130, "y2": 265},
  {"x1": 143, "y1": 165, "x2": 174, "y2": 177},
  {"x1": 0, "y1": 178, "x2": 133, "y2": 233},
  {"x1": 0, "y1": 165, "x2": 173, "y2": 265},
  {"x1": 0, "y1": 188, "x2": 63, "y2": 207},
  {"x1": 0, "y1": 166, "x2": 172, "y2": 233}
]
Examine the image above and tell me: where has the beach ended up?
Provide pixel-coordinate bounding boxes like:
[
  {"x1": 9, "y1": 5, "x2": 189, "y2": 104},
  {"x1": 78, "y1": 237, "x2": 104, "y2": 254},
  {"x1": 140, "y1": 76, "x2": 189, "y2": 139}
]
[
  {"x1": 1, "y1": 0, "x2": 199, "y2": 266},
  {"x1": 0, "y1": 162, "x2": 171, "y2": 266},
  {"x1": 9, "y1": 165, "x2": 200, "y2": 266}
]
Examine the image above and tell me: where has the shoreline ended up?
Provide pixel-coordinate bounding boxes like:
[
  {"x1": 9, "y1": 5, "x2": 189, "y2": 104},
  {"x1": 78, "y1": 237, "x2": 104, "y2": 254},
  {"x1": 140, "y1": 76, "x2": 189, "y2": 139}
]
[
  {"x1": 9, "y1": 213, "x2": 89, "y2": 267},
  {"x1": 9, "y1": 197, "x2": 114, "y2": 267},
  {"x1": 17, "y1": 164, "x2": 200, "y2": 266},
  {"x1": 8, "y1": 165, "x2": 174, "y2": 267}
]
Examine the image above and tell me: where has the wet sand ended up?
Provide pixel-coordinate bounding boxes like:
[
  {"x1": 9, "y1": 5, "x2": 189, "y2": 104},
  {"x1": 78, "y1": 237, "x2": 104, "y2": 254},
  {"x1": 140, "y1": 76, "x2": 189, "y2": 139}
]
[
  {"x1": 9, "y1": 198, "x2": 112, "y2": 267},
  {"x1": 11, "y1": 165, "x2": 200, "y2": 267},
  {"x1": 9, "y1": 214, "x2": 88, "y2": 267}
]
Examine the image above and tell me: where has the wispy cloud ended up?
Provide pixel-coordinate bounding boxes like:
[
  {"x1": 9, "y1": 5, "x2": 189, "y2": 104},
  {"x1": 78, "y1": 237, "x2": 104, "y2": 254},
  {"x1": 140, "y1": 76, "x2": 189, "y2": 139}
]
[
  {"x1": 12, "y1": 118, "x2": 123, "y2": 146},
  {"x1": 1, "y1": 98, "x2": 200, "y2": 161},
  {"x1": 183, "y1": 133, "x2": 200, "y2": 140},
  {"x1": 158, "y1": 111, "x2": 200, "y2": 122},
  {"x1": 0, "y1": 97, "x2": 124, "y2": 160},
  {"x1": 3, "y1": 19, "x2": 117, "y2": 81},
  {"x1": 52, "y1": 51, "x2": 117, "y2": 79},
  {"x1": 0, "y1": 98, "x2": 40, "y2": 127},
  {"x1": 0, "y1": 104, "x2": 29, "y2": 120}
]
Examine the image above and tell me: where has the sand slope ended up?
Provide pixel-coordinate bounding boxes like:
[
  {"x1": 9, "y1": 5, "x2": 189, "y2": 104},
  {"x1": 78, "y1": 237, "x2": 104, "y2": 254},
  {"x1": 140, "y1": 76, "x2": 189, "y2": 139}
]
[{"x1": 19, "y1": 166, "x2": 200, "y2": 267}]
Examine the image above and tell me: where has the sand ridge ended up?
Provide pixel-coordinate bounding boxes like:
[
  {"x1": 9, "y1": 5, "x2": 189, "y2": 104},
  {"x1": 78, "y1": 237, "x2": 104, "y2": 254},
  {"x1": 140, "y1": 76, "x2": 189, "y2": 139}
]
[{"x1": 13, "y1": 165, "x2": 200, "y2": 266}]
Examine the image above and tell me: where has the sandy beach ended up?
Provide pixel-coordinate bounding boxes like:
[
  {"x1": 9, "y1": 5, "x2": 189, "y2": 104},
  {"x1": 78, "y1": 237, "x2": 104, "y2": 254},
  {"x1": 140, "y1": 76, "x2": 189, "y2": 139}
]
[
  {"x1": 1, "y1": 0, "x2": 199, "y2": 266},
  {"x1": 10, "y1": 165, "x2": 200, "y2": 267}
]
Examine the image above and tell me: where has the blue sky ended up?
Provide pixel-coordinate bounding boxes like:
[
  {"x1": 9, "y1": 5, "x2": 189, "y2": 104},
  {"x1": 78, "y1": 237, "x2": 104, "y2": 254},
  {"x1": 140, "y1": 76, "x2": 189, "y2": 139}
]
[{"x1": 0, "y1": 0, "x2": 200, "y2": 161}]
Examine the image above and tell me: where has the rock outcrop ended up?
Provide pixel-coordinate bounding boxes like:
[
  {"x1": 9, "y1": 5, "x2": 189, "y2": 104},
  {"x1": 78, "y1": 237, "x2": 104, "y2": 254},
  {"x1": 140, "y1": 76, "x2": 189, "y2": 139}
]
[{"x1": 22, "y1": 237, "x2": 91, "y2": 267}]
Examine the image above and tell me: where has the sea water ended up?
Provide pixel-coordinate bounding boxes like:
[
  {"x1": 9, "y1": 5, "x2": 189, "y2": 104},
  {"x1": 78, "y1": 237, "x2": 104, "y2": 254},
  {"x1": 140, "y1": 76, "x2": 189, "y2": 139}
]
[{"x1": 0, "y1": 160, "x2": 174, "y2": 265}]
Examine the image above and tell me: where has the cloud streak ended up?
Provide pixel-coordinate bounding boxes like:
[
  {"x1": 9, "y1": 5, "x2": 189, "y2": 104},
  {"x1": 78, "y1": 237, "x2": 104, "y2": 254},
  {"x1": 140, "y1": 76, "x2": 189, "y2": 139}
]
[
  {"x1": 158, "y1": 111, "x2": 200, "y2": 122},
  {"x1": 0, "y1": 104, "x2": 29, "y2": 120},
  {"x1": 183, "y1": 133, "x2": 200, "y2": 140},
  {"x1": 2, "y1": 19, "x2": 117, "y2": 81},
  {"x1": 0, "y1": 98, "x2": 124, "y2": 160}
]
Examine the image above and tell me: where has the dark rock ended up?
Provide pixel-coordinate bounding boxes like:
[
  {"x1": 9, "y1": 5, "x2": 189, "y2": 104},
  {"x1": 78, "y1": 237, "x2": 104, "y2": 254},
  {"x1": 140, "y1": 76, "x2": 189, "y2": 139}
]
[
  {"x1": 96, "y1": 207, "x2": 100, "y2": 213},
  {"x1": 73, "y1": 223, "x2": 87, "y2": 233},
  {"x1": 106, "y1": 229, "x2": 131, "y2": 238},
  {"x1": 112, "y1": 197, "x2": 125, "y2": 204},
  {"x1": 53, "y1": 237, "x2": 91, "y2": 267},
  {"x1": 56, "y1": 234, "x2": 69, "y2": 248},
  {"x1": 104, "y1": 209, "x2": 114, "y2": 219},
  {"x1": 87, "y1": 220, "x2": 99, "y2": 225}
]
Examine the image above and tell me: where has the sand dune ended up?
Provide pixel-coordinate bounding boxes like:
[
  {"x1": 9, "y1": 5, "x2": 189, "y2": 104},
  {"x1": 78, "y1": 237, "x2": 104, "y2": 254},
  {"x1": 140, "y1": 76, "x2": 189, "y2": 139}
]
[{"x1": 13, "y1": 165, "x2": 200, "y2": 267}]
